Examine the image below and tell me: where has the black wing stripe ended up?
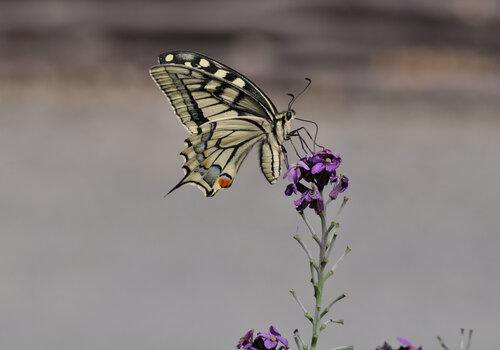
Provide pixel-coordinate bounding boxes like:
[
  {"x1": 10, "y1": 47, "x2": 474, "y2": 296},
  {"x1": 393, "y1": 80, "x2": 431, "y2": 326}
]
[{"x1": 167, "y1": 69, "x2": 209, "y2": 126}]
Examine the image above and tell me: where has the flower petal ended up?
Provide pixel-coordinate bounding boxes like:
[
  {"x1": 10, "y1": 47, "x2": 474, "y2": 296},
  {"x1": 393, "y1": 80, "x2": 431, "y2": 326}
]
[
  {"x1": 294, "y1": 196, "x2": 309, "y2": 212},
  {"x1": 285, "y1": 184, "x2": 296, "y2": 196},
  {"x1": 282, "y1": 167, "x2": 291, "y2": 179},
  {"x1": 290, "y1": 168, "x2": 300, "y2": 184},
  {"x1": 293, "y1": 195, "x2": 305, "y2": 207},
  {"x1": 311, "y1": 163, "x2": 325, "y2": 174},
  {"x1": 264, "y1": 338, "x2": 277, "y2": 349},
  {"x1": 277, "y1": 336, "x2": 289, "y2": 348},
  {"x1": 314, "y1": 198, "x2": 325, "y2": 214},
  {"x1": 269, "y1": 325, "x2": 281, "y2": 336},
  {"x1": 329, "y1": 175, "x2": 348, "y2": 200},
  {"x1": 297, "y1": 160, "x2": 310, "y2": 170},
  {"x1": 396, "y1": 337, "x2": 412, "y2": 347},
  {"x1": 325, "y1": 161, "x2": 340, "y2": 172},
  {"x1": 329, "y1": 186, "x2": 340, "y2": 200},
  {"x1": 237, "y1": 329, "x2": 254, "y2": 349}
]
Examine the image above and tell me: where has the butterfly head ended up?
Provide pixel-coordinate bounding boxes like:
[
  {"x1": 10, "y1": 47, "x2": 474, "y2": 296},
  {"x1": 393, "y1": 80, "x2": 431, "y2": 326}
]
[
  {"x1": 277, "y1": 109, "x2": 296, "y2": 122},
  {"x1": 275, "y1": 109, "x2": 295, "y2": 143}
]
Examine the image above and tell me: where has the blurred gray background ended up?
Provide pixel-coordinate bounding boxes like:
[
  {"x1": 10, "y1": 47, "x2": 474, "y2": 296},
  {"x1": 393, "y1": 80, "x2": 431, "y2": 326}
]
[{"x1": 1, "y1": 1, "x2": 499, "y2": 349}]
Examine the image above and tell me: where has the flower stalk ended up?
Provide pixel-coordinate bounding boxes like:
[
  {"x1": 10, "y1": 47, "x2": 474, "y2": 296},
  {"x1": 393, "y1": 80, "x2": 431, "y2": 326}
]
[
  {"x1": 283, "y1": 149, "x2": 350, "y2": 350},
  {"x1": 303, "y1": 203, "x2": 348, "y2": 350},
  {"x1": 309, "y1": 209, "x2": 327, "y2": 350}
]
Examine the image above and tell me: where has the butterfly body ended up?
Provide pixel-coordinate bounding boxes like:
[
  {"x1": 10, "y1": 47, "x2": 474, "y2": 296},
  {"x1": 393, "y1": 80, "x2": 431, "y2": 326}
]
[{"x1": 150, "y1": 51, "x2": 295, "y2": 196}]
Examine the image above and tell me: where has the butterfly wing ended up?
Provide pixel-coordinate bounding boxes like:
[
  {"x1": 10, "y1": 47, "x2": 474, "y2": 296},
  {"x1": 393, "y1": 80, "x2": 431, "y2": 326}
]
[
  {"x1": 150, "y1": 51, "x2": 283, "y2": 195},
  {"x1": 150, "y1": 51, "x2": 278, "y2": 133},
  {"x1": 170, "y1": 117, "x2": 270, "y2": 197}
]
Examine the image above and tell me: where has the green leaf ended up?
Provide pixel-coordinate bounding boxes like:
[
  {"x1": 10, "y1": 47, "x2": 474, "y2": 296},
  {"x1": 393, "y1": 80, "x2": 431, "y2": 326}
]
[{"x1": 332, "y1": 346, "x2": 353, "y2": 350}]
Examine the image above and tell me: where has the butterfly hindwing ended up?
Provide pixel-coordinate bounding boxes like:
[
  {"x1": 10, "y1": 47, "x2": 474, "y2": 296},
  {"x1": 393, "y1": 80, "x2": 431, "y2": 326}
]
[{"x1": 169, "y1": 118, "x2": 269, "y2": 197}]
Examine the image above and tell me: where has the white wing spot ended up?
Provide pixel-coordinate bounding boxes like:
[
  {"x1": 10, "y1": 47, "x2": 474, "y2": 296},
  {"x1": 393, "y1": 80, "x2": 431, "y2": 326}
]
[
  {"x1": 214, "y1": 69, "x2": 228, "y2": 78},
  {"x1": 165, "y1": 54, "x2": 174, "y2": 62},
  {"x1": 185, "y1": 61, "x2": 193, "y2": 67},
  {"x1": 205, "y1": 81, "x2": 220, "y2": 91},
  {"x1": 199, "y1": 59, "x2": 210, "y2": 67},
  {"x1": 233, "y1": 77, "x2": 246, "y2": 87}
]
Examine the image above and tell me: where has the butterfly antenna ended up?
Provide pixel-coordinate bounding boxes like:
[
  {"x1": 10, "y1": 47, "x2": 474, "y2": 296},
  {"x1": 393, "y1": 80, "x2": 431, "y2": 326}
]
[
  {"x1": 287, "y1": 93, "x2": 295, "y2": 110},
  {"x1": 289, "y1": 78, "x2": 312, "y2": 110}
]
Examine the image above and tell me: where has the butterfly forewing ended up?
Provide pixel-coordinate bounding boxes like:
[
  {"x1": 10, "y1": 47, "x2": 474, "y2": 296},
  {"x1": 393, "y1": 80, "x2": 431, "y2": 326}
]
[{"x1": 156, "y1": 51, "x2": 277, "y2": 116}]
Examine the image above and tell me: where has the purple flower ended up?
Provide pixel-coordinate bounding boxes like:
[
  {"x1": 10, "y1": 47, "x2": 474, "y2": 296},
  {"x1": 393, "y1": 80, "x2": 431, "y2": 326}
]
[
  {"x1": 238, "y1": 326, "x2": 288, "y2": 350},
  {"x1": 285, "y1": 182, "x2": 309, "y2": 196},
  {"x1": 396, "y1": 337, "x2": 422, "y2": 350},
  {"x1": 285, "y1": 183, "x2": 297, "y2": 196},
  {"x1": 375, "y1": 343, "x2": 394, "y2": 350},
  {"x1": 237, "y1": 329, "x2": 255, "y2": 350},
  {"x1": 329, "y1": 175, "x2": 349, "y2": 200},
  {"x1": 307, "y1": 150, "x2": 342, "y2": 189},
  {"x1": 294, "y1": 189, "x2": 324, "y2": 214},
  {"x1": 309, "y1": 149, "x2": 340, "y2": 163},
  {"x1": 310, "y1": 150, "x2": 341, "y2": 175},
  {"x1": 284, "y1": 148, "x2": 348, "y2": 214},
  {"x1": 257, "y1": 326, "x2": 289, "y2": 350},
  {"x1": 374, "y1": 338, "x2": 422, "y2": 350},
  {"x1": 283, "y1": 161, "x2": 310, "y2": 184}
]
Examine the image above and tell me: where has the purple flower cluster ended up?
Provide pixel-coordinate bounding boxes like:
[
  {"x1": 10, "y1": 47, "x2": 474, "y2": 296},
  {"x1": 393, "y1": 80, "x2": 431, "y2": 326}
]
[
  {"x1": 375, "y1": 337, "x2": 422, "y2": 350},
  {"x1": 284, "y1": 149, "x2": 348, "y2": 214},
  {"x1": 237, "y1": 326, "x2": 289, "y2": 350}
]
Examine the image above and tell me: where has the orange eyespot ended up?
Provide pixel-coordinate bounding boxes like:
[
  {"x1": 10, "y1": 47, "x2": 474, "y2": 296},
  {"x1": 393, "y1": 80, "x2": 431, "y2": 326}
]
[{"x1": 218, "y1": 176, "x2": 232, "y2": 188}]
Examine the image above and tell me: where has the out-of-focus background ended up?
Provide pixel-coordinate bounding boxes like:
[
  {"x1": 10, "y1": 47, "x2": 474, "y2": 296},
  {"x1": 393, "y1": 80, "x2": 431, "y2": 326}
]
[{"x1": 1, "y1": 1, "x2": 499, "y2": 349}]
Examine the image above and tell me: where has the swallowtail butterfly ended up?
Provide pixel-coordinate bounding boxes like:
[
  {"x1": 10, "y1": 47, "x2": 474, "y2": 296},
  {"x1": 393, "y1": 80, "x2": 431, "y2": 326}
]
[{"x1": 150, "y1": 51, "x2": 303, "y2": 197}]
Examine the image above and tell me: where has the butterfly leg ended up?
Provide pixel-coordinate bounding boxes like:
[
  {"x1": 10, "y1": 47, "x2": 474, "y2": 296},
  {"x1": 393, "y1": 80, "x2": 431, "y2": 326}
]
[
  {"x1": 289, "y1": 129, "x2": 313, "y2": 154},
  {"x1": 289, "y1": 126, "x2": 325, "y2": 150},
  {"x1": 286, "y1": 138, "x2": 302, "y2": 159}
]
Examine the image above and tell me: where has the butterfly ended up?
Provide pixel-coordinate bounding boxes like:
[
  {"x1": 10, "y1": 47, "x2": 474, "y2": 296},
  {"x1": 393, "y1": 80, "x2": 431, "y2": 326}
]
[{"x1": 150, "y1": 50, "x2": 310, "y2": 197}]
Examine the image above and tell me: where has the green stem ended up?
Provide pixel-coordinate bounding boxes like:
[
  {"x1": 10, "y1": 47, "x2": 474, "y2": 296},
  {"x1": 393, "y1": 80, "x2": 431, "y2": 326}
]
[
  {"x1": 310, "y1": 206, "x2": 328, "y2": 350},
  {"x1": 295, "y1": 195, "x2": 348, "y2": 350}
]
